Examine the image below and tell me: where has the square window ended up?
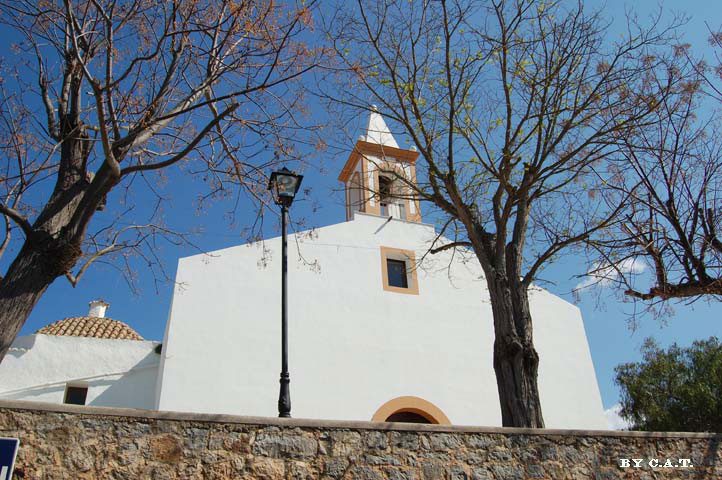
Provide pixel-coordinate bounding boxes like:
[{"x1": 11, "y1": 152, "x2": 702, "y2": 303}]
[
  {"x1": 64, "y1": 385, "x2": 88, "y2": 405},
  {"x1": 380, "y1": 246, "x2": 419, "y2": 295},
  {"x1": 387, "y1": 259, "x2": 409, "y2": 288}
]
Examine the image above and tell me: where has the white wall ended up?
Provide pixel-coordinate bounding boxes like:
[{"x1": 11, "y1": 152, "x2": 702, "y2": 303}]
[
  {"x1": 157, "y1": 213, "x2": 607, "y2": 429},
  {"x1": 0, "y1": 334, "x2": 159, "y2": 409}
]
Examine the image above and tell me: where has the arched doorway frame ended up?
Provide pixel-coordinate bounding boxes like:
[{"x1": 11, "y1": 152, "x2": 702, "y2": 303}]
[{"x1": 371, "y1": 396, "x2": 451, "y2": 425}]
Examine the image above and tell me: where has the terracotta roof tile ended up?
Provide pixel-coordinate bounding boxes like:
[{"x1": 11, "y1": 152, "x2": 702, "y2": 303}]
[{"x1": 36, "y1": 317, "x2": 144, "y2": 341}]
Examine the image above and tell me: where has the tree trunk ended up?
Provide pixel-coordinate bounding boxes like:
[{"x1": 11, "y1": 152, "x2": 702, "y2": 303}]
[
  {"x1": 0, "y1": 99, "x2": 92, "y2": 363},
  {"x1": 486, "y1": 270, "x2": 545, "y2": 428},
  {"x1": 0, "y1": 236, "x2": 82, "y2": 362}
]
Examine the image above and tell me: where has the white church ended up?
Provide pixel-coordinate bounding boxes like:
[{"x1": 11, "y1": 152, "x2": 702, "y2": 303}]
[{"x1": 0, "y1": 111, "x2": 608, "y2": 429}]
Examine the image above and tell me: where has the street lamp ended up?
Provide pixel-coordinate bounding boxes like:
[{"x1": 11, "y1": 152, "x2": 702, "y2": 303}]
[{"x1": 267, "y1": 167, "x2": 303, "y2": 418}]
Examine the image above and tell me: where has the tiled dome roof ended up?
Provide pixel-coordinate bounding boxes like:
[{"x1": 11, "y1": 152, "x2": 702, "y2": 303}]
[{"x1": 36, "y1": 317, "x2": 144, "y2": 341}]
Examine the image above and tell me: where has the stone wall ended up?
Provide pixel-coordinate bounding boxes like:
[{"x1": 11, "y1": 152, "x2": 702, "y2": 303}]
[{"x1": 0, "y1": 400, "x2": 720, "y2": 479}]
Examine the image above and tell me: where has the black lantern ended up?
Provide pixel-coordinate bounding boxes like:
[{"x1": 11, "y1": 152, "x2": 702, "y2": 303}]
[
  {"x1": 267, "y1": 167, "x2": 303, "y2": 418},
  {"x1": 268, "y1": 167, "x2": 303, "y2": 208}
]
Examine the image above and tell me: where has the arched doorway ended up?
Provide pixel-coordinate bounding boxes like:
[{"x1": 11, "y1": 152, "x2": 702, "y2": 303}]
[{"x1": 371, "y1": 396, "x2": 451, "y2": 425}]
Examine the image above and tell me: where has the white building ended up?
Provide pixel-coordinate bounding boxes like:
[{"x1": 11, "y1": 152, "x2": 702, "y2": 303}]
[
  {"x1": 0, "y1": 111, "x2": 607, "y2": 429},
  {"x1": 0, "y1": 301, "x2": 160, "y2": 409}
]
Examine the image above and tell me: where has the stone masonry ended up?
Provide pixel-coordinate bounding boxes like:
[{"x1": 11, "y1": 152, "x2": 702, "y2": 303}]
[{"x1": 0, "y1": 400, "x2": 720, "y2": 479}]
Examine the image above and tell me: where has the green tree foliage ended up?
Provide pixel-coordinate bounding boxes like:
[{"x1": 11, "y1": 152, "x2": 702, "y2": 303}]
[{"x1": 615, "y1": 337, "x2": 722, "y2": 432}]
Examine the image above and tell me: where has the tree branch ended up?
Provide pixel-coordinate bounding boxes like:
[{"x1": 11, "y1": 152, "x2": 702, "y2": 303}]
[
  {"x1": 120, "y1": 101, "x2": 240, "y2": 176},
  {"x1": 430, "y1": 241, "x2": 472, "y2": 255},
  {"x1": 625, "y1": 279, "x2": 722, "y2": 300},
  {"x1": 0, "y1": 204, "x2": 33, "y2": 239}
]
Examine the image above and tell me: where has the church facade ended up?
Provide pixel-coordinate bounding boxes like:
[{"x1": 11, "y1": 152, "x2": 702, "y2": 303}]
[{"x1": 155, "y1": 111, "x2": 607, "y2": 428}]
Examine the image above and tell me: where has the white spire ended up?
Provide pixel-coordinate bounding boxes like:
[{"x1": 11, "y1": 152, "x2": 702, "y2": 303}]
[{"x1": 363, "y1": 106, "x2": 399, "y2": 148}]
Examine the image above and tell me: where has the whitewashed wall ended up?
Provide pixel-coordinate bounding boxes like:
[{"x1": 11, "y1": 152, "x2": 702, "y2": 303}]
[
  {"x1": 0, "y1": 334, "x2": 159, "y2": 409},
  {"x1": 156, "y1": 213, "x2": 607, "y2": 429}
]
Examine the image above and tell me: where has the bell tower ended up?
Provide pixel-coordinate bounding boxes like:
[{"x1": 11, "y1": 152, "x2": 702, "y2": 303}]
[{"x1": 338, "y1": 107, "x2": 421, "y2": 223}]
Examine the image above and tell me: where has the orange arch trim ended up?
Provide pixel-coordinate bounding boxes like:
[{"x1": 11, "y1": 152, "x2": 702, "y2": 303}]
[{"x1": 371, "y1": 396, "x2": 451, "y2": 425}]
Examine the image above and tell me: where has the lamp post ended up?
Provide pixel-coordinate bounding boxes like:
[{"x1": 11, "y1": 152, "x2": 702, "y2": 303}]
[{"x1": 267, "y1": 167, "x2": 303, "y2": 418}]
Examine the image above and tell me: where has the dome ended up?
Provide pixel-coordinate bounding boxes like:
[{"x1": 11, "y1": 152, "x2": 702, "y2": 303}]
[{"x1": 36, "y1": 316, "x2": 144, "y2": 341}]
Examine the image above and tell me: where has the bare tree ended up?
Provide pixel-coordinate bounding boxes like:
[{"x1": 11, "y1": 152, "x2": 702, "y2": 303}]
[
  {"x1": 581, "y1": 45, "x2": 722, "y2": 305},
  {"x1": 0, "y1": 0, "x2": 323, "y2": 362},
  {"x1": 319, "y1": 0, "x2": 686, "y2": 427}
]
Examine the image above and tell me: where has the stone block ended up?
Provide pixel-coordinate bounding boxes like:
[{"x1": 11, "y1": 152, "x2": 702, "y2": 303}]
[
  {"x1": 365, "y1": 431, "x2": 388, "y2": 450},
  {"x1": 421, "y1": 461, "x2": 446, "y2": 479},
  {"x1": 449, "y1": 465, "x2": 470, "y2": 479},
  {"x1": 252, "y1": 431, "x2": 317, "y2": 459},
  {"x1": 249, "y1": 457, "x2": 285, "y2": 479},
  {"x1": 149, "y1": 434, "x2": 183, "y2": 463},
  {"x1": 490, "y1": 464, "x2": 523, "y2": 480},
  {"x1": 429, "y1": 433, "x2": 463, "y2": 451},
  {"x1": 288, "y1": 460, "x2": 317, "y2": 479},
  {"x1": 455, "y1": 449, "x2": 485, "y2": 465},
  {"x1": 385, "y1": 466, "x2": 420, "y2": 480},
  {"x1": 348, "y1": 465, "x2": 385, "y2": 480},
  {"x1": 185, "y1": 427, "x2": 209, "y2": 450},
  {"x1": 471, "y1": 466, "x2": 493, "y2": 480},
  {"x1": 390, "y1": 431, "x2": 421, "y2": 451},
  {"x1": 465, "y1": 434, "x2": 496, "y2": 449},
  {"x1": 489, "y1": 447, "x2": 512, "y2": 461},
  {"x1": 324, "y1": 457, "x2": 349, "y2": 478},
  {"x1": 329, "y1": 430, "x2": 362, "y2": 456}
]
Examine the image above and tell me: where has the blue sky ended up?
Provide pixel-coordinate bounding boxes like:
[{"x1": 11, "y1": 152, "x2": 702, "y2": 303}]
[{"x1": 3, "y1": 0, "x2": 722, "y2": 414}]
